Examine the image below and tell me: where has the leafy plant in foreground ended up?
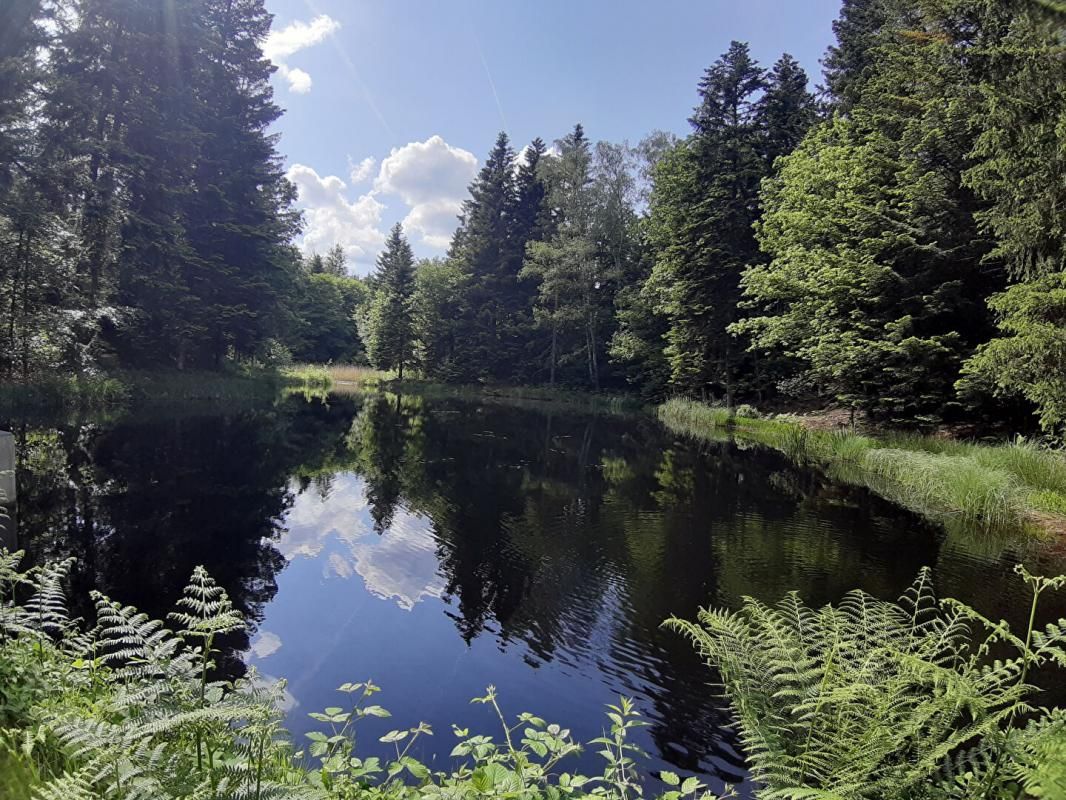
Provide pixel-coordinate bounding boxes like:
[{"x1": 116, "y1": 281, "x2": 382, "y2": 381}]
[{"x1": 665, "y1": 565, "x2": 1066, "y2": 799}]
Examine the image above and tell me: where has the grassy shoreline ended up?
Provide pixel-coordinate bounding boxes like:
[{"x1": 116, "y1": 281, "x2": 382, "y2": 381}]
[
  {"x1": 7, "y1": 365, "x2": 1066, "y2": 536},
  {"x1": 0, "y1": 368, "x2": 285, "y2": 413},
  {"x1": 281, "y1": 363, "x2": 640, "y2": 412},
  {"x1": 658, "y1": 398, "x2": 1066, "y2": 536}
]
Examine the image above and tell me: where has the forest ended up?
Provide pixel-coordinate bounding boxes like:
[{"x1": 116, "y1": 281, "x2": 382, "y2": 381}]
[{"x1": 2, "y1": 0, "x2": 1066, "y2": 433}]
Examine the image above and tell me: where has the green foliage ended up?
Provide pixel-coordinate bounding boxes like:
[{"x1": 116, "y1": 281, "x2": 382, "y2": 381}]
[
  {"x1": 364, "y1": 224, "x2": 417, "y2": 380},
  {"x1": 657, "y1": 398, "x2": 1066, "y2": 532},
  {"x1": 665, "y1": 565, "x2": 1066, "y2": 799},
  {"x1": 0, "y1": 549, "x2": 734, "y2": 800}
]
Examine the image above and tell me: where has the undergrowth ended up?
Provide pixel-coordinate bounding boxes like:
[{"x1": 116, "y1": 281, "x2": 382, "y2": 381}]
[
  {"x1": 665, "y1": 565, "x2": 1066, "y2": 799},
  {"x1": 658, "y1": 399, "x2": 1066, "y2": 533}
]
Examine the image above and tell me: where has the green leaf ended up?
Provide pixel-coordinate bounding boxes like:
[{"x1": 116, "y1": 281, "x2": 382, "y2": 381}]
[{"x1": 660, "y1": 770, "x2": 680, "y2": 786}]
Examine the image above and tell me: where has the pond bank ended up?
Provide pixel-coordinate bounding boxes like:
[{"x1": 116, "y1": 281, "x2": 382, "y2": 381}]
[
  {"x1": 7, "y1": 365, "x2": 1066, "y2": 537},
  {"x1": 658, "y1": 398, "x2": 1066, "y2": 536}
]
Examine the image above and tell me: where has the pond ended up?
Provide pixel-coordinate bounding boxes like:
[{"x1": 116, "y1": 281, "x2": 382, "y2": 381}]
[{"x1": 3, "y1": 391, "x2": 1065, "y2": 795}]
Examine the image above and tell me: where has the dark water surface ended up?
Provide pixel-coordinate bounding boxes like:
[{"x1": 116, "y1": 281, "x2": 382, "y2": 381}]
[{"x1": 3, "y1": 392, "x2": 1065, "y2": 794}]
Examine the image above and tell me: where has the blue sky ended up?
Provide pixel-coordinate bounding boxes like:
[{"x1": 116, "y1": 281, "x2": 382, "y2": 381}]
[{"x1": 264, "y1": 0, "x2": 844, "y2": 274}]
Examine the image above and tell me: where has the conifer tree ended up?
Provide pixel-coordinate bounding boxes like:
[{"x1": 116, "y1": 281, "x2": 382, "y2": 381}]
[
  {"x1": 822, "y1": 0, "x2": 890, "y2": 110},
  {"x1": 959, "y1": 0, "x2": 1066, "y2": 431},
  {"x1": 449, "y1": 132, "x2": 517, "y2": 380},
  {"x1": 324, "y1": 244, "x2": 348, "y2": 277},
  {"x1": 647, "y1": 42, "x2": 766, "y2": 402},
  {"x1": 366, "y1": 223, "x2": 416, "y2": 379},
  {"x1": 523, "y1": 124, "x2": 607, "y2": 387},
  {"x1": 757, "y1": 54, "x2": 818, "y2": 167},
  {"x1": 740, "y1": 3, "x2": 1003, "y2": 421}
]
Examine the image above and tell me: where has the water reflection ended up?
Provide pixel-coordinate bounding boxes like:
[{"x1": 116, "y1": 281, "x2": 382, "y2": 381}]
[{"x1": 5, "y1": 393, "x2": 1066, "y2": 794}]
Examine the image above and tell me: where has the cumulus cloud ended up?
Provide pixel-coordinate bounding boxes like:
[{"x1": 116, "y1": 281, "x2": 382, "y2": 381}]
[
  {"x1": 403, "y1": 199, "x2": 464, "y2": 249},
  {"x1": 286, "y1": 164, "x2": 385, "y2": 268},
  {"x1": 371, "y1": 135, "x2": 476, "y2": 249},
  {"x1": 290, "y1": 136, "x2": 477, "y2": 263},
  {"x1": 263, "y1": 15, "x2": 339, "y2": 94},
  {"x1": 374, "y1": 136, "x2": 477, "y2": 205},
  {"x1": 349, "y1": 156, "x2": 377, "y2": 184}
]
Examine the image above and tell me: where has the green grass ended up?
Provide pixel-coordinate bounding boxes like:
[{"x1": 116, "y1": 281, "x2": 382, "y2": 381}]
[
  {"x1": 658, "y1": 398, "x2": 1066, "y2": 534},
  {"x1": 0, "y1": 368, "x2": 285, "y2": 418},
  {"x1": 282, "y1": 363, "x2": 640, "y2": 413}
]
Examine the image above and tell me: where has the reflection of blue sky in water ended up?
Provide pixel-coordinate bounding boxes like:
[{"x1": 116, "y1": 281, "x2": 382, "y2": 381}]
[
  {"x1": 243, "y1": 467, "x2": 627, "y2": 779},
  {"x1": 275, "y1": 472, "x2": 445, "y2": 610}
]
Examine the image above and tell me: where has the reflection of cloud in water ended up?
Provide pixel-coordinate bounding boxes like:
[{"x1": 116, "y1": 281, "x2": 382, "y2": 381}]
[
  {"x1": 249, "y1": 630, "x2": 283, "y2": 659},
  {"x1": 279, "y1": 473, "x2": 444, "y2": 610},
  {"x1": 249, "y1": 672, "x2": 298, "y2": 713}
]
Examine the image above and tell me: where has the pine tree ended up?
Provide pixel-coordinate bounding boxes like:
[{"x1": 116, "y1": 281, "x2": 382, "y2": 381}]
[
  {"x1": 449, "y1": 132, "x2": 518, "y2": 380},
  {"x1": 740, "y1": 3, "x2": 1003, "y2": 421},
  {"x1": 648, "y1": 42, "x2": 766, "y2": 402},
  {"x1": 365, "y1": 223, "x2": 416, "y2": 379},
  {"x1": 958, "y1": 0, "x2": 1066, "y2": 431},
  {"x1": 822, "y1": 0, "x2": 891, "y2": 110},
  {"x1": 323, "y1": 244, "x2": 348, "y2": 277},
  {"x1": 522, "y1": 124, "x2": 607, "y2": 387},
  {"x1": 757, "y1": 54, "x2": 818, "y2": 167}
]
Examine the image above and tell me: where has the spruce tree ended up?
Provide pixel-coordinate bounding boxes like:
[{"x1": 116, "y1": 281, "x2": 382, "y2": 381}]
[
  {"x1": 366, "y1": 223, "x2": 416, "y2": 379},
  {"x1": 449, "y1": 132, "x2": 518, "y2": 380},
  {"x1": 822, "y1": 0, "x2": 890, "y2": 110},
  {"x1": 522, "y1": 124, "x2": 606, "y2": 387},
  {"x1": 959, "y1": 0, "x2": 1066, "y2": 431},
  {"x1": 757, "y1": 54, "x2": 818, "y2": 167},
  {"x1": 648, "y1": 42, "x2": 766, "y2": 402},
  {"x1": 740, "y1": 3, "x2": 1003, "y2": 422},
  {"x1": 324, "y1": 244, "x2": 348, "y2": 277}
]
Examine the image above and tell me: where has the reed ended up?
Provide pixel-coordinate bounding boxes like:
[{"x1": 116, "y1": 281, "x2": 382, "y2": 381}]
[{"x1": 657, "y1": 398, "x2": 1066, "y2": 534}]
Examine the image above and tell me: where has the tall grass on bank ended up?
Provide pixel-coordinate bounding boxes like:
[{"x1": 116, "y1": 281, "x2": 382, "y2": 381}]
[
  {"x1": 658, "y1": 399, "x2": 1066, "y2": 533},
  {"x1": 0, "y1": 368, "x2": 283, "y2": 413}
]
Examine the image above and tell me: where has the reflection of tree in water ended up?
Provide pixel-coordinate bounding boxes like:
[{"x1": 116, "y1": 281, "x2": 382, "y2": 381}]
[
  {"x1": 10, "y1": 393, "x2": 1042, "y2": 788},
  {"x1": 340, "y1": 398, "x2": 981, "y2": 784},
  {"x1": 345, "y1": 394, "x2": 425, "y2": 533},
  {"x1": 3, "y1": 396, "x2": 362, "y2": 675}
]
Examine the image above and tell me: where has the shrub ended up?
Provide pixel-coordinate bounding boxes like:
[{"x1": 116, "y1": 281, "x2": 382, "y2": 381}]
[{"x1": 665, "y1": 565, "x2": 1066, "y2": 800}]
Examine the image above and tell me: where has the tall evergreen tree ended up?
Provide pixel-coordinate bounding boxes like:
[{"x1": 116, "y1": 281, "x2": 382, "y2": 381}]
[
  {"x1": 822, "y1": 0, "x2": 890, "y2": 110},
  {"x1": 740, "y1": 2, "x2": 1003, "y2": 422},
  {"x1": 365, "y1": 223, "x2": 416, "y2": 379},
  {"x1": 323, "y1": 244, "x2": 348, "y2": 277},
  {"x1": 647, "y1": 42, "x2": 766, "y2": 402},
  {"x1": 959, "y1": 0, "x2": 1066, "y2": 432},
  {"x1": 449, "y1": 132, "x2": 517, "y2": 380},
  {"x1": 523, "y1": 124, "x2": 607, "y2": 387},
  {"x1": 757, "y1": 54, "x2": 818, "y2": 166}
]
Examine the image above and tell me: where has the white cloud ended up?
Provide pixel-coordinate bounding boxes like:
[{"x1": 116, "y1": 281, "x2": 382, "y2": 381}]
[
  {"x1": 279, "y1": 65, "x2": 313, "y2": 94},
  {"x1": 249, "y1": 631, "x2": 283, "y2": 659},
  {"x1": 403, "y1": 199, "x2": 464, "y2": 249},
  {"x1": 264, "y1": 15, "x2": 340, "y2": 94},
  {"x1": 349, "y1": 156, "x2": 377, "y2": 184},
  {"x1": 371, "y1": 136, "x2": 477, "y2": 249},
  {"x1": 286, "y1": 163, "x2": 385, "y2": 268},
  {"x1": 289, "y1": 136, "x2": 477, "y2": 263},
  {"x1": 374, "y1": 136, "x2": 477, "y2": 205}
]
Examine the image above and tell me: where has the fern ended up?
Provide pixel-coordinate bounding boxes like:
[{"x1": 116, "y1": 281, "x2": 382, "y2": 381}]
[
  {"x1": 665, "y1": 566, "x2": 1066, "y2": 800},
  {"x1": 31, "y1": 768, "x2": 98, "y2": 800}
]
